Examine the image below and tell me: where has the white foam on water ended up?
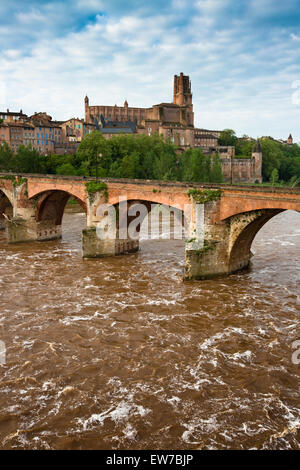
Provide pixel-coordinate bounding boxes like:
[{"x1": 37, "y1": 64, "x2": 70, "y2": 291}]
[
  {"x1": 167, "y1": 396, "x2": 181, "y2": 407},
  {"x1": 60, "y1": 310, "x2": 107, "y2": 325},
  {"x1": 181, "y1": 416, "x2": 218, "y2": 444},
  {"x1": 42, "y1": 379, "x2": 56, "y2": 391},
  {"x1": 77, "y1": 401, "x2": 151, "y2": 431},
  {"x1": 122, "y1": 423, "x2": 137, "y2": 440},
  {"x1": 209, "y1": 359, "x2": 218, "y2": 367},
  {"x1": 231, "y1": 350, "x2": 252, "y2": 361}
]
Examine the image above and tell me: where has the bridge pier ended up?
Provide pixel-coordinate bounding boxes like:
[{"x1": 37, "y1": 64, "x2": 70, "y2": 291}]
[
  {"x1": 6, "y1": 217, "x2": 62, "y2": 243},
  {"x1": 82, "y1": 227, "x2": 139, "y2": 258},
  {"x1": 184, "y1": 202, "x2": 281, "y2": 280},
  {"x1": 184, "y1": 198, "x2": 233, "y2": 280}
]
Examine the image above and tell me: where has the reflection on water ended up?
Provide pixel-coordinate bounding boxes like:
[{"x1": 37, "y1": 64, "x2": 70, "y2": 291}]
[{"x1": 0, "y1": 208, "x2": 299, "y2": 450}]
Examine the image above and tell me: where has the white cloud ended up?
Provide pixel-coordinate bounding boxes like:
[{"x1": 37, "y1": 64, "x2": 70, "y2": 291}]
[
  {"x1": 0, "y1": 0, "x2": 300, "y2": 141},
  {"x1": 75, "y1": 0, "x2": 104, "y2": 10},
  {"x1": 291, "y1": 33, "x2": 300, "y2": 41},
  {"x1": 17, "y1": 9, "x2": 47, "y2": 24}
]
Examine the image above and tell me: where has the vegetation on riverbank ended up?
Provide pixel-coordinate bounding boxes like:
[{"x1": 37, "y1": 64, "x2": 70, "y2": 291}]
[{"x1": 0, "y1": 130, "x2": 299, "y2": 186}]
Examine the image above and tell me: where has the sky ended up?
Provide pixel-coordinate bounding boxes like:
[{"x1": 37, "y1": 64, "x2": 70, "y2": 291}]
[{"x1": 1, "y1": 0, "x2": 300, "y2": 140}]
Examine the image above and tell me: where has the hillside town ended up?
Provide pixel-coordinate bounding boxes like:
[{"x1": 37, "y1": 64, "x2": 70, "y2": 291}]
[{"x1": 0, "y1": 73, "x2": 295, "y2": 184}]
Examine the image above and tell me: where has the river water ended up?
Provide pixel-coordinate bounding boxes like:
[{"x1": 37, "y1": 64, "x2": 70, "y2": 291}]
[{"x1": 0, "y1": 207, "x2": 299, "y2": 450}]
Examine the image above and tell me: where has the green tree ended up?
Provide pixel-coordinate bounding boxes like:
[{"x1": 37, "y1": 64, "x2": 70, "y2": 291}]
[
  {"x1": 260, "y1": 139, "x2": 282, "y2": 181},
  {"x1": 0, "y1": 142, "x2": 14, "y2": 171},
  {"x1": 235, "y1": 139, "x2": 254, "y2": 157},
  {"x1": 210, "y1": 153, "x2": 224, "y2": 183},
  {"x1": 14, "y1": 145, "x2": 42, "y2": 173},
  {"x1": 119, "y1": 152, "x2": 141, "y2": 179},
  {"x1": 270, "y1": 168, "x2": 279, "y2": 186},
  {"x1": 77, "y1": 131, "x2": 111, "y2": 176},
  {"x1": 56, "y1": 162, "x2": 77, "y2": 175},
  {"x1": 218, "y1": 129, "x2": 238, "y2": 147},
  {"x1": 181, "y1": 148, "x2": 211, "y2": 182}
]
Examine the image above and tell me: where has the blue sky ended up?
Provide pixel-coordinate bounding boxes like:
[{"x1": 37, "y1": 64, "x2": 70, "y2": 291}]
[{"x1": 1, "y1": 0, "x2": 300, "y2": 140}]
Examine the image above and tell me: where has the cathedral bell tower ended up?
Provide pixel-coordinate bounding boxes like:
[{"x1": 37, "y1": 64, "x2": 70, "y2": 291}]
[
  {"x1": 173, "y1": 73, "x2": 192, "y2": 106},
  {"x1": 173, "y1": 73, "x2": 194, "y2": 126}
]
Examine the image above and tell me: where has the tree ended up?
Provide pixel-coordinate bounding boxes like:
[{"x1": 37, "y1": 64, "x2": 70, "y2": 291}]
[
  {"x1": 56, "y1": 162, "x2": 77, "y2": 175},
  {"x1": 218, "y1": 129, "x2": 238, "y2": 147},
  {"x1": 235, "y1": 139, "x2": 254, "y2": 157},
  {"x1": 77, "y1": 131, "x2": 111, "y2": 176},
  {"x1": 260, "y1": 139, "x2": 282, "y2": 181},
  {"x1": 14, "y1": 145, "x2": 42, "y2": 173},
  {"x1": 181, "y1": 148, "x2": 211, "y2": 182},
  {"x1": 119, "y1": 152, "x2": 141, "y2": 179},
  {"x1": 0, "y1": 142, "x2": 14, "y2": 171},
  {"x1": 210, "y1": 153, "x2": 224, "y2": 183},
  {"x1": 270, "y1": 168, "x2": 279, "y2": 186}
]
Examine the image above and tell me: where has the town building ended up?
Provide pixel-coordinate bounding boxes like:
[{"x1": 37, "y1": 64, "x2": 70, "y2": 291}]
[
  {"x1": 221, "y1": 140, "x2": 262, "y2": 184},
  {"x1": 84, "y1": 73, "x2": 195, "y2": 150},
  {"x1": 84, "y1": 72, "x2": 263, "y2": 181},
  {"x1": 1, "y1": 73, "x2": 294, "y2": 183},
  {"x1": 261, "y1": 134, "x2": 294, "y2": 146}
]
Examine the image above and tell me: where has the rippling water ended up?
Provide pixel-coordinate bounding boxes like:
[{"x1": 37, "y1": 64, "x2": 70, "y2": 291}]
[{"x1": 0, "y1": 207, "x2": 299, "y2": 450}]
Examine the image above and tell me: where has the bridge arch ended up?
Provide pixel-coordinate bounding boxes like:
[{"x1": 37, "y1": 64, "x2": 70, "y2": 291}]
[
  {"x1": 227, "y1": 208, "x2": 298, "y2": 273},
  {"x1": 0, "y1": 189, "x2": 13, "y2": 230},
  {"x1": 32, "y1": 190, "x2": 87, "y2": 225},
  {"x1": 107, "y1": 198, "x2": 186, "y2": 242}
]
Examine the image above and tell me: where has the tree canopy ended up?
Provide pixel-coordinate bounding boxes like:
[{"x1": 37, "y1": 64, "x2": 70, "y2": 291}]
[{"x1": 1, "y1": 130, "x2": 299, "y2": 186}]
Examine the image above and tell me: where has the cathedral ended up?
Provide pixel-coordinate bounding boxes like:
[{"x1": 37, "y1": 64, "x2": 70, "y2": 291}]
[{"x1": 84, "y1": 73, "x2": 262, "y2": 183}]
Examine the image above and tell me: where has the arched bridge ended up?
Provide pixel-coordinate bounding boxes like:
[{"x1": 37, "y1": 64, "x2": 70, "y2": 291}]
[{"x1": 0, "y1": 173, "x2": 299, "y2": 280}]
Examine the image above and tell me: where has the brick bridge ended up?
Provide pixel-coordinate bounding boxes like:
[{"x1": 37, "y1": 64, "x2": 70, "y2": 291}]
[{"x1": 0, "y1": 173, "x2": 300, "y2": 280}]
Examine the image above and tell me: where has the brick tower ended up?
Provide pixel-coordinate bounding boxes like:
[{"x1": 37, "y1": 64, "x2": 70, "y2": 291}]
[
  {"x1": 173, "y1": 73, "x2": 192, "y2": 106},
  {"x1": 173, "y1": 73, "x2": 194, "y2": 126}
]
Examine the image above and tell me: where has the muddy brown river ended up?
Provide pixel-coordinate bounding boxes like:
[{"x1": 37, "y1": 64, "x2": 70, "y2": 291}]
[{"x1": 0, "y1": 207, "x2": 299, "y2": 450}]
